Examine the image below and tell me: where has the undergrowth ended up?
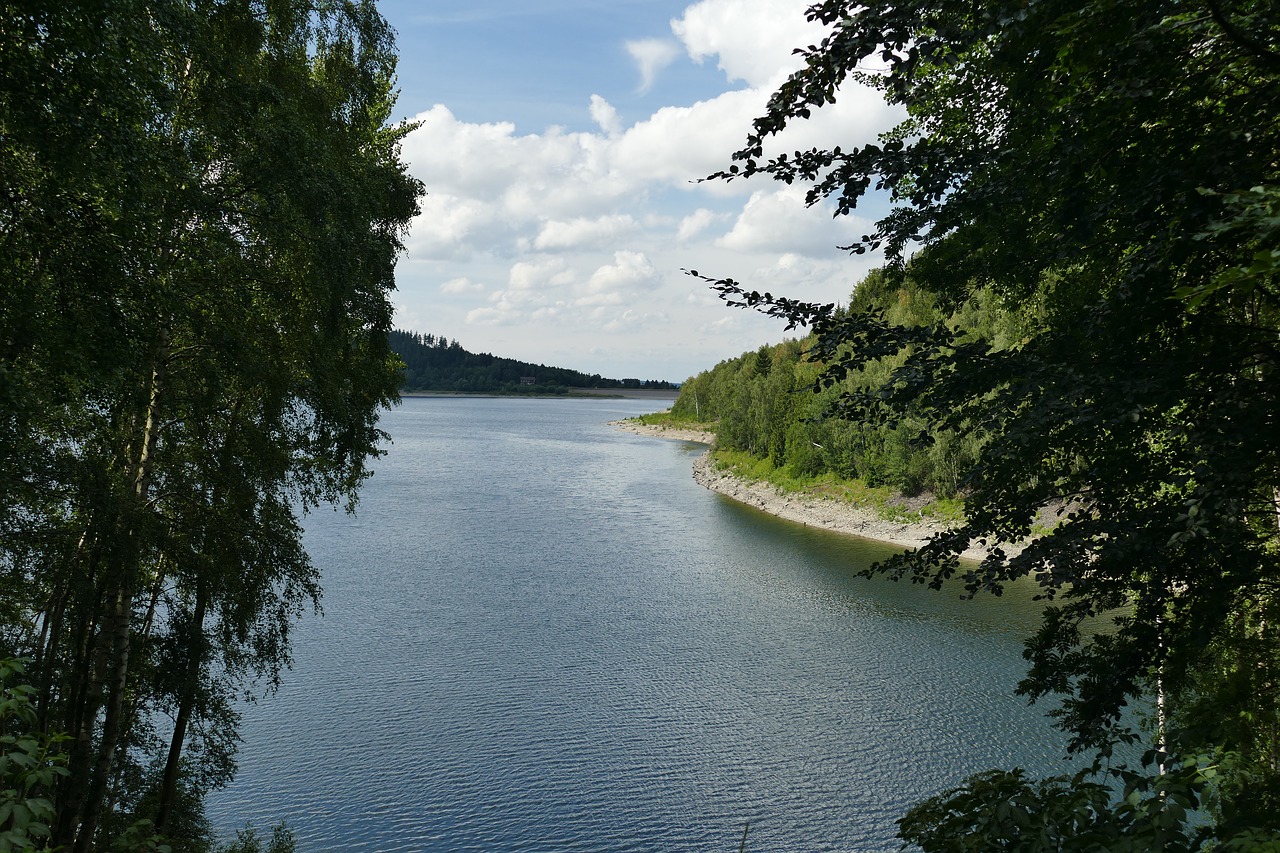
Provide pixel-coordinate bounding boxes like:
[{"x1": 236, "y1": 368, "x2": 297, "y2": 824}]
[
  {"x1": 630, "y1": 411, "x2": 710, "y2": 432},
  {"x1": 708, "y1": 448, "x2": 967, "y2": 525}
]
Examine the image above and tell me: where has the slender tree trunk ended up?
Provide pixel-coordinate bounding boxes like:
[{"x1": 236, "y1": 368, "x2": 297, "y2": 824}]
[
  {"x1": 155, "y1": 400, "x2": 241, "y2": 831},
  {"x1": 72, "y1": 331, "x2": 168, "y2": 853},
  {"x1": 34, "y1": 586, "x2": 64, "y2": 731},
  {"x1": 154, "y1": 580, "x2": 207, "y2": 833},
  {"x1": 1155, "y1": 610, "x2": 1167, "y2": 776},
  {"x1": 73, "y1": 582, "x2": 134, "y2": 853},
  {"x1": 52, "y1": 542, "x2": 106, "y2": 847}
]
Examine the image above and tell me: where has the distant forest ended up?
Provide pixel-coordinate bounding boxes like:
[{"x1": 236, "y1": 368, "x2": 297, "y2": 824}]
[{"x1": 389, "y1": 329, "x2": 676, "y2": 394}]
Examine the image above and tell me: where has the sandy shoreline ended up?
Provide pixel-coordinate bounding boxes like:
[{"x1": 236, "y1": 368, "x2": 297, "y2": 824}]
[{"x1": 612, "y1": 418, "x2": 991, "y2": 561}]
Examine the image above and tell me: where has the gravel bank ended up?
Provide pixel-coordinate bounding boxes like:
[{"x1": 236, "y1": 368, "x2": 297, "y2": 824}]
[
  {"x1": 613, "y1": 418, "x2": 992, "y2": 560},
  {"x1": 609, "y1": 419, "x2": 716, "y2": 444}
]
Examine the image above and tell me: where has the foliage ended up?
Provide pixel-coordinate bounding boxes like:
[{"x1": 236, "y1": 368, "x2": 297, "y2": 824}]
[
  {"x1": 213, "y1": 824, "x2": 295, "y2": 853},
  {"x1": 629, "y1": 411, "x2": 705, "y2": 431},
  {"x1": 694, "y1": 0, "x2": 1280, "y2": 846},
  {"x1": 390, "y1": 330, "x2": 675, "y2": 394},
  {"x1": 705, "y1": 448, "x2": 964, "y2": 524},
  {"x1": 900, "y1": 753, "x2": 1280, "y2": 852},
  {"x1": 0, "y1": 1, "x2": 421, "y2": 849},
  {"x1": 672, "y1": 275, "x2": 1019, "y2": 500},
  {"x1": 0, "y1": 660, "x2": 66, "y2": 853}
]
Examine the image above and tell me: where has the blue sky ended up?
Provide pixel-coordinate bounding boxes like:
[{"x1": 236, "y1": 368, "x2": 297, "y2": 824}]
[
  {"x1": 379, "y1": 1, "x2": 902, "y2": 382},
  {"x1": 382, "y1": 2, "x2": 731, "y2": 129}
]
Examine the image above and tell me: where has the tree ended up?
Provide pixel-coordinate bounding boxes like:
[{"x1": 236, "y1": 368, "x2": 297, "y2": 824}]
[
  {"x1": 0, "y1": 1, "x2": 422, "y2": 848},
  {"x1": 695, "y1": 0, "x2": 1280, "y2": 842}
]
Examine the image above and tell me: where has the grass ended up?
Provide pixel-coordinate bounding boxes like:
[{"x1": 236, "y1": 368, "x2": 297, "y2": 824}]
[
  {"x1": 708, "y1": 448, "x2": 968, "y2": 526},
  {"x1": 629, "y1": 410, "x2": 712, "y2": 432}
]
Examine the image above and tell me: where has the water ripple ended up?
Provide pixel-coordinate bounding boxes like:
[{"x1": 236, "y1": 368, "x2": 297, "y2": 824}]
[{"x1": 208, "y1": 398, "x2": 1076, "y2": 852}]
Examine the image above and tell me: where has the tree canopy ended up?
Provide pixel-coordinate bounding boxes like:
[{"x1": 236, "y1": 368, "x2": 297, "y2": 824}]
[
  {"x1": 0, "y1": 1, "x2": 421, "y2": 849},
  {"x1": 695, "y1": 0, "x2": 1280, "y2": 845},
  {"x1": 388, "y1": 330, "x2": 676, "y2": 394}
]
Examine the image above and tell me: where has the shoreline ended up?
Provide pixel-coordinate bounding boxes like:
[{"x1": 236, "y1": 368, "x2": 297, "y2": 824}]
[
  {"x1": 402, "y1": 388, "x2": 679, "y2": 401},
  {"x1": 613, "y1": 419, "x2": 992, "y2": 561},
  {"x1": 609, "y1": 418, "x2": 716, "y2": 444}
]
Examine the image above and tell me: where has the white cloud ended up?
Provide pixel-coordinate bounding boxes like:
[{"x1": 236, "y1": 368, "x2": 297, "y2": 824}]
[
  {"x1": 465, "y1": 306, "x2": 514, "y2": 326},
  {"x1": 440, "y1": 277, "x2": 485, "y2": 294},
  {"x1": 402, "y1": 106, "x2": 628, "y2": 218},
  {"x1": 717, "y1": 185, "x2": 869, "y2": 256},
  {"x1": 608, "y1": 88, "x2": 768, "y2": 190},
  {"x1": 676, "y1": 208, "x2": 721, "y2": 241},
  {"x1": 626, "y1": 38, "x2": 681, "y2": 93},
  {"x1": 390, "y1": 1, "x2": 908, "y2": 380},
  {"x1": 589, "y1": 94, "x2": 622, "y2": 137},
  {"x1": 393, "y1": 302, "x2": 425, "y2": 330},
  {"x1": 580, "y1": 251, "x2": 659, "y2": 306},
  {"x1": 508, "y1": 257, "x2": 575, "y2": 292},
  {"x1": 399, "y1": 84, "x2": 900, "y2": 258},
  {"x1": 603, "y1": 307, "x2": 668, "y2": 333},
  {"x1": 404, "y1": 194, "x2": 500, "y2": 260},
  {"x1": 534, "y1": 214, "x2": 639, "y2": 251},
  {"x1": 672, "y1": 0, "x2": 823, "y2": 88}
]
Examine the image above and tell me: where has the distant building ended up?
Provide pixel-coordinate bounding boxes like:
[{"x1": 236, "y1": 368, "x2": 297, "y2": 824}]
[{"x1": 520, "y1": 376, "x2": 536, "y2": 386}]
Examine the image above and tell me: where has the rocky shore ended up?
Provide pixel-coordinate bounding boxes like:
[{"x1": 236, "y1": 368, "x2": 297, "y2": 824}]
[{"x1": 613, "y1": 418, "x2": 992, "y2": 560}]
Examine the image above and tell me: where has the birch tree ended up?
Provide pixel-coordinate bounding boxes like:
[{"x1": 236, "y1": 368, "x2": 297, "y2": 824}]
[{"x1": 1, "y1": 1, "x2": 422, "y2": 848}]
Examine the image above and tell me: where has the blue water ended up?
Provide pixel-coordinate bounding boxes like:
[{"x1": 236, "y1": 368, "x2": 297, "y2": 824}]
[{"x1": 206, "y1": 396, "x2": 1074, "y2": 851}]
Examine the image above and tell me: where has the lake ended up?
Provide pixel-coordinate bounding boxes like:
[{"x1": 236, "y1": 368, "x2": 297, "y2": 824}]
[{"x1": 205, "y1": 396, "x2": 1075, "y2": 851}]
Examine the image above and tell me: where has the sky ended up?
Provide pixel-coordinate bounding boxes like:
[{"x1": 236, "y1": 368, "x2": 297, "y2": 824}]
[{"x1": 378, "y1": 0, "x2": 904, "y2": 383}]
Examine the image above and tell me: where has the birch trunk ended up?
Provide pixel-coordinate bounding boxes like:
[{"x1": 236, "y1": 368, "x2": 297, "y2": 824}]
[{"x1": 71, "y1": 331, "x2": 168, "y2": 853}]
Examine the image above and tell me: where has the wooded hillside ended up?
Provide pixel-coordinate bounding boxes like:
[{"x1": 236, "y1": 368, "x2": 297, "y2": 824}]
[
  {"x1": 389, "y1": 329, "x2": 676, "y2": 394},
  {"x1": 672, "y1": 269, "x2": 1038, "y2": 499}
]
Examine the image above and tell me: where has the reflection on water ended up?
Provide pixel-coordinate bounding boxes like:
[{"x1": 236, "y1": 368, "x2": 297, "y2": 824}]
[{"x1": 207, "y1": 397, "x2": 1076, "y2": 852}]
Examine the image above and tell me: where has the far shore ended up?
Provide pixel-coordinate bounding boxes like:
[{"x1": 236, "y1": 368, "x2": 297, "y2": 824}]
[
  {"x1": 612, "y1": 418, "x2": 993, "y2": 561},
  {"x1": 401, "y1": 388, "x2": 680, "y2": 401}
]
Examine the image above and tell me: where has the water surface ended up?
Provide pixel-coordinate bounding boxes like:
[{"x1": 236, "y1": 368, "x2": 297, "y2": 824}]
[{"x1": 208, "y1": 396, "x2": 1073, "y2": 851}]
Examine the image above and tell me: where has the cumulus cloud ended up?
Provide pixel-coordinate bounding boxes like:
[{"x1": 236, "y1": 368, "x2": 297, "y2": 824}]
[
  {"x1": 603, "y1": 307, "x2": 668, "y2": 333},
  {"x1": 440, "y1": 277, "x2": 485, "y2": 294},
  {"x1": 508, "y1": 257, "x2": 575, "y2": 292},
  {"x1": 534, "y1": 214, "x2": 639, "y2": 251},
  {"x1": 672, "y1": 0, "x2": 823, "y2": 88},
  {"x1": 580, "y1": 251, "x2": 659, "y2": 306},
  {"x1": 676, "y1": 208, "x2": 721, "y2": 241},
  {"x1": 391, "y1": 0, "x2": 908, "y2": 379},
  {"x1": 404, "y1": 194, "x2": 499, "y2": 260},
  {"x1": 393, "y1": 303, "x2": 425, "y2": 330},
  {"x1": 402, "y1": 105, "x2": 627, "y2": 218},
  {"x1": 399, "y1": 82, "x2": 898, "y2": 260},
  {"x1": 607, "y1": 87, "x2": 767, "y2": 190},
  {"x1": 465, "y1": 305, "x2": 514, "y2": 326},
  {"x1": 589, "y1": 94, "x2": 622, "y2": 137},
  {"x1": 626, "y1": 38, "x2": 681, "y2": 93},
  {"x1": 717, "y1": 185, "x2": 868, "y2": 256}
]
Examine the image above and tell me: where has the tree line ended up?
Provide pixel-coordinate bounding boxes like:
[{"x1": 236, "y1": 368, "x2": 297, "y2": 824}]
[
  {"x1": 671, "y1": 269, "x2": 1039, "y2": 500},
  {"x1": 389, "y1": 329, "x2": 676, "y2": 394},
  {"x1": 687, "y1": 0, "x2": 1280, "y2": 848},
  {"x1": 0, "y1": 2, "x2": 421, "y2": 850}
]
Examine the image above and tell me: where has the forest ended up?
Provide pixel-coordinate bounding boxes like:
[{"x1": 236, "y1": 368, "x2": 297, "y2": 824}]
[
  {"x1": 670, "y1": 269, "x2": 1038, "y2": 504},
  {"x1": 388, "y1": 330, "x2": 675, "y2": 395},
  {"x1": 3, "y1": 0, "x2": 1279, "y2": 850},
  {"x1": 678, "y1": 0, "x2": 1280, "y2": 848},
  {"x1": 1, "y1": 2, "x2": 420, "y2": 850}
]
